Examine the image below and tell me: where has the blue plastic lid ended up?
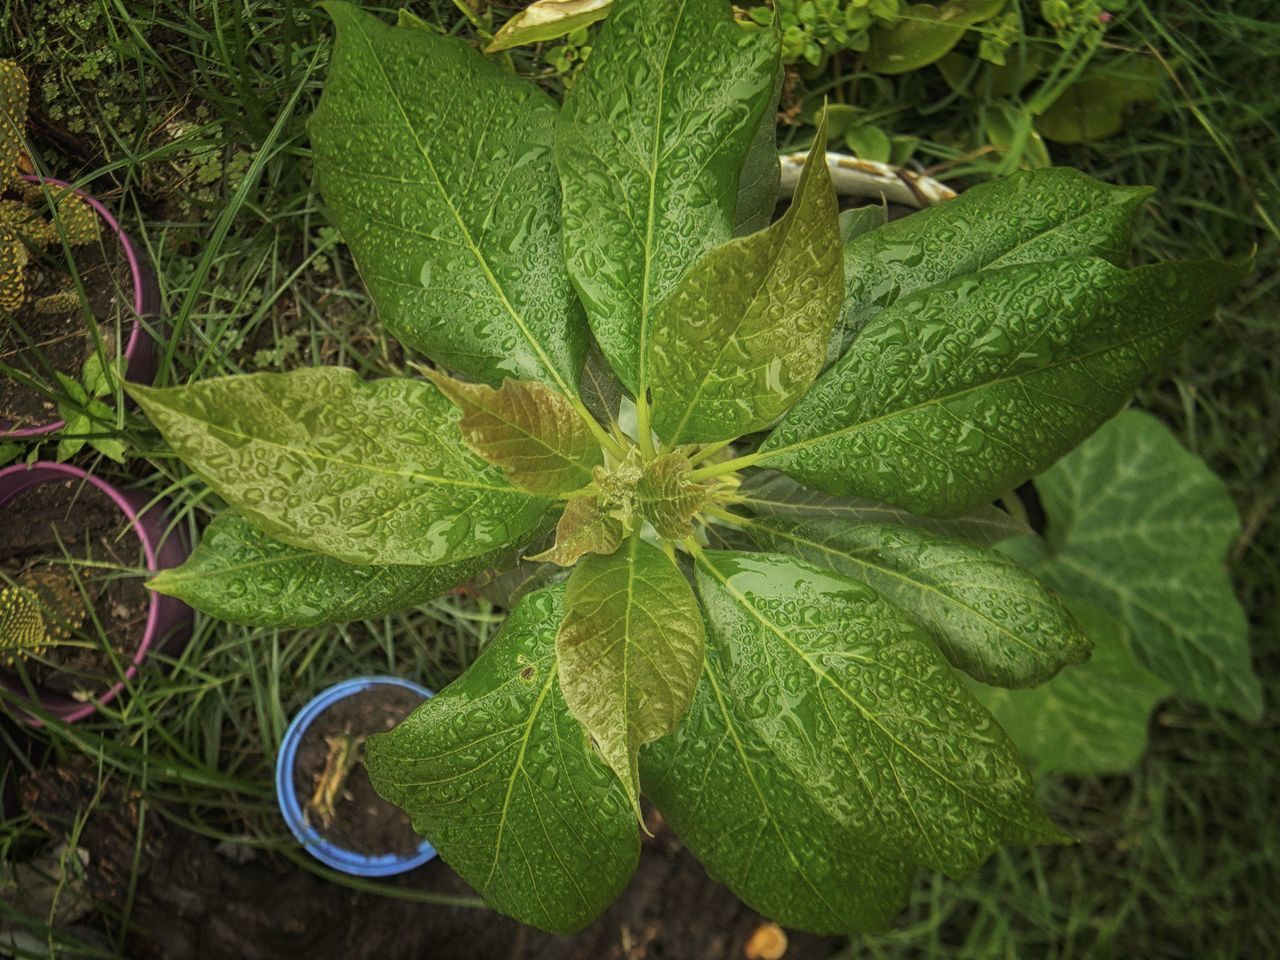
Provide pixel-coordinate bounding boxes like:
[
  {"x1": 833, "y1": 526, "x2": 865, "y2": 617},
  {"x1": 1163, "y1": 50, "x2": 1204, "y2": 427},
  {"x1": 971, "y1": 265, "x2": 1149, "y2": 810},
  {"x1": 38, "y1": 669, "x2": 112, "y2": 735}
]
[{"x1": 276, "y1": 675, "x2": 437, "y2": 877}]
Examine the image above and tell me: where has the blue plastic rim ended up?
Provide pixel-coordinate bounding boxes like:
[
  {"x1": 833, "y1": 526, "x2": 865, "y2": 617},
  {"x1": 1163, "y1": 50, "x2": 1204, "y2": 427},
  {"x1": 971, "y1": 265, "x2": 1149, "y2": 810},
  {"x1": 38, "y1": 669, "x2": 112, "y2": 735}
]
[{"x1": 276, "y1": 675, "x2": 437, "y2": 877}]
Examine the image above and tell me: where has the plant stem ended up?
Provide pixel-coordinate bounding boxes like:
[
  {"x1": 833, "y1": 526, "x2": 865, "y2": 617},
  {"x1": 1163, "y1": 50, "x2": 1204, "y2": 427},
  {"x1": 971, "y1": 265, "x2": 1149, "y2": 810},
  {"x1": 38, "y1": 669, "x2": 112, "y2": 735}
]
[
  {"x1": 633, "y1": 389, "x2": 657, "y2": 459},
  {"x1": 685, "y1": 438, "x2": 733, "y2": 468},
  {"x1": 688, "y1": 450, "x2": 766, "y2": 481}
]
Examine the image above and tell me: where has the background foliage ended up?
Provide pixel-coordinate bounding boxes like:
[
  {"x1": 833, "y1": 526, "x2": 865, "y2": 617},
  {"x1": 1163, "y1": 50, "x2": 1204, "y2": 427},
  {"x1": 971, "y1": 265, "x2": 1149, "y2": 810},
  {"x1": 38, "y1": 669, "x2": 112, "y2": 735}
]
[{"x1": 1, "y1": 1, "x2": 1276, "y2": 956}]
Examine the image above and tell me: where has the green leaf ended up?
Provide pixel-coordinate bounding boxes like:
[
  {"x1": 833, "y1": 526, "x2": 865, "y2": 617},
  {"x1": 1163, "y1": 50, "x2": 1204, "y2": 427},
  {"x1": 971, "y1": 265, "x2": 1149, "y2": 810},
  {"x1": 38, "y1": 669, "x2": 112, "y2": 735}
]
[
  {"x1": 579, "y1": 341, "x2": 626, "y2": 426},
  {"x1": 734, "y1": 66, "x2": 784, "y2": 236},
  {"x1": 1001, "y1": 410, "x2": 1262, "y2": 719},
  {"x1": 310, "y1": 2, "x2": 585, "y2": 391},
  {"x1": 128, "y1": 368, "x2": 549, "y2": 566},
  {"x1": 1036, "y1": 60, "x2": 1164, "y2": 145},
  {"x1": 760, "y1": 256, "x2": 1247, "y2": 516},
  {"x1": 149, "y1": 512, "x2": 522, "y2": 628},
  {"x1": 839, "y1": 204, "x2": 887, "y2": 245},
  {"x1": 365, "y1": 586, "x2": 640, "y2": 933},
  {"x1": 422, "y1": 368, "x2": 602, "y2": 496},
  {"x1": 634, "y1": 451, "x2": 714, "y2": 539},
  {"x1": 740, "y1": 470, "x2": 1031, "y2": 546},
  {"x1": 557, "y1": 538, "x2": 704, "y2": 812},
  {"x1": 556, "y1": 0, "x2": 780, "y2": 392},
  {"x1": 741, "y1": 515, "x2": 1090, "y2": 687},
  {"x1": 864, "y1": 0, "x2": 1003, "y2": 75},
  {"x1": 649, "y1": 112, "x2": 842, "y2": 444},
  {"x1": 528, "y1": 496, "x2": 624, "y2": 566},
  {"x1": 662, "y1": 550, "x2": 1061, "y2": 882},
  {"x1": 835, "y1": 169, "x2": 1153, "y2": 346},
  {"x1": 486, "y1": 0, "x2": 613, "y2": 53},
  {"x1": 969, "y1": 601, "x2": 1171, "y2": 775},
  {"x1": 642, "y1": 657, "x2": 917, "y2": 934}
]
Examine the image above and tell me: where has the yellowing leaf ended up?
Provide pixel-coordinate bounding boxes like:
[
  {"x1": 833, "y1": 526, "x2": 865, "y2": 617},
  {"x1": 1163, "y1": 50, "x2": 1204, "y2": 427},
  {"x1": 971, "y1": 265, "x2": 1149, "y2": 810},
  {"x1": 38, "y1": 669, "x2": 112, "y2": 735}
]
[
  {"x1": 528, "y1": 496, "x2": 624, "y2": 567},
  {"x1": 486, "y1": 0, "x2": 613, "y2": 53}
]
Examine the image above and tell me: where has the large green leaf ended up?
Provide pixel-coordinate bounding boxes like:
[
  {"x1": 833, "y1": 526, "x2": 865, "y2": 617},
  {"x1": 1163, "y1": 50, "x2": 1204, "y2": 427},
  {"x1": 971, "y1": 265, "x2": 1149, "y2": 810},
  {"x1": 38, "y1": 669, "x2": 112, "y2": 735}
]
[
  {"x1": 835, "y1": 168, "x2": 1151, "y2": 346},
  {"x1": 128, "y1": 368, "x2": 548, "y2": 566},
  {"x1": 642, "y1": 657, "x2": 917, "y2": 934},
  {"x1": 310, "y1": 2, "x2": 584, "y2": 390},
  {"x1": 733, "y1": 65, "x2": 784, "y2": 236},
  {"x1": 423, "y1": 369, "x2": 602, "y2": 496},
  {"x1": 739, "y1": 471, "x2": 1030, "y2": 546},
  {"x1": 365, "y1": 586, "x2": 639, "y2": 933},
  {"x1": 557, "y1": 538, "x2": 704, "y2": 812},
  {"x1": 649, "y1": 113, "x2": 842, "y2": 444},
  {"x1": 1001, "y1": 410, "x2": 1262, "y2": 719},
  {"x1": 556, "y1": 0, "x2": 780, "y2": 392},
  {"x1": 741, "y1": 515, "x2": 1090, "y2": 687},
  {"x1": 760, "y1": 257, "x2": 1246, "y2": 516},
  {"x1": 149, "y1": 512, "x2": 518, "y2": 628},
  {"x1": 676, "y1": 551, "x2": 1063, "y2": 878},
  {"x1": 970, "y1": 602, "x2": 1171, "y2": 775}
]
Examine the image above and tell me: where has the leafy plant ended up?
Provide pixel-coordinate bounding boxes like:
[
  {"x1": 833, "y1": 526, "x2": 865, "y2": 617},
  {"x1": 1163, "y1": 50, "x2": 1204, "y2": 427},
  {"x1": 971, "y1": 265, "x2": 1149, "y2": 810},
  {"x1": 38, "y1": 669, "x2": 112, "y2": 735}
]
[
  {"x1": 129, "y1": 0, "x2": 1251, "y2": 935},
  {"x1": 0, "y1": 59, "x2": 99, "y2": 316},
  {"x1": 0, "y1": 567, "x2": 84, "y2": 667}
]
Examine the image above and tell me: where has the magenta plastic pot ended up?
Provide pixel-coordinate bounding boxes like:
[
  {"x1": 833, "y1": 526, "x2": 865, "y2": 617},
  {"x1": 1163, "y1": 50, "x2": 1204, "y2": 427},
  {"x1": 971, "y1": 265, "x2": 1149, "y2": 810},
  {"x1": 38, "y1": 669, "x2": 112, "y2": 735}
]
[
  {"x1": 1, "y1": 175, "x2": 163, "y2": 439},
  {"x1": 0, "y1": 462, "x2": 193, "y2": 724}
]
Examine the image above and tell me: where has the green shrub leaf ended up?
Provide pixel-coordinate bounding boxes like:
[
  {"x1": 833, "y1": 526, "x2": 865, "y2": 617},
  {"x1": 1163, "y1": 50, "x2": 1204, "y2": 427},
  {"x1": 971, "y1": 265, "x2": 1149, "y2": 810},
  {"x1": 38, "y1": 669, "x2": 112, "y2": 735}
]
[
  {"x1": 365, "y1": 586, "x2": 640, "y2": 934},
  {"x1": 422, "y1": 368, "x2": 602, "y2": 495},
  {"x1": 740, "y1": 471, "x2": 1031, "y2": 546},
  {"x1": 734, "y1": 65, "x2": 785, "y2": 236},
  {"x1": 556, "y1": 0, "x2": 779, "y2": 392},
  {"x1": 649, "y1": 112, "x2": 842, "y2": 444},
  {"x1": 1001, "y1": 410, "x2": 1262, "y2": 719},
  {"x1": 310, "y1": 2, "x2": 585, "y2": 390},
  {"x1": 128, "y1": 368, "x2": 549, "y2": 566},
  {"x1": 969, "y1": 602, "x2": 1172, "y2": 775},
  {"x1": 835, "y1": 168, "x2": 1151, "y2": 346},
  {"x1": 742, "y1": 515, "x2": 1090, "y2": 687},
  {"x1": 760, "y1": 257, "x2": 1247, "y2": 516},
  {"x1": 557, "y1": 538, "x2": 704, "y2": 813},
  {"x1": 680, "y1": 550, "x2": 1064, "y2": 878},
  {"x1": 149, "y1": 512, "x2": 521, "y2": 628}
]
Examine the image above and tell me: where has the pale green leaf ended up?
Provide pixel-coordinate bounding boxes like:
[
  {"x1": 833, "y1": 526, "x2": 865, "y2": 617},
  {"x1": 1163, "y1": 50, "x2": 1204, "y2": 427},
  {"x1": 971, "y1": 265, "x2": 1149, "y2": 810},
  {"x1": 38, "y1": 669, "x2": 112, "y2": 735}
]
[
  {"x1": 865, "y1": 0, "x2": 1004, "y2": 75},
  {"x1": 739, "y1": 471, "x2": 1031, "y2": 546},
  {"x1": 150, "y1": 512, "x2": 523, "y2": 628},
  {"x1": 760, "y1": 257, "x2": 1246, "y2": 516},
  {"x1": 741, "y1": 515, "x2": 1090, "y2": 687},
  {"x1": 969, "y1": 601, "x2": 1171, "y2": 775},
  {"x1": 422, "y1": 368, "x2": 601, "y2": 495},
  {"x1": 486, "y1": 0, "x2": 613, "y2": 53},
  {"x1": 642, "y1": 656, "x2": 917, "y2": 934},
  {"x1": 734, "y1": 65, "x2": 784, "y2": 236},
  {"x1": 835, "y1": 168, "x2": 1152, "y2": 346},
  {"x1": 634, "y1": 451, "x2": 713, "y2": 539},
  {"x1": 1001, "y1": 410, "x2": 1262, "y2": 718},
  {"x1": 649, "y1": 112, "x2": 842, "y2": 444},
  {"x1": 365, "y1": 586, "x2": 640, "y2": 933},
  {"x1": 556, "y1": 0, "x2": 780, "y2": 392},
  {"x1": 557, "y1": 538, "x2": 704, "y2": 812},
  {"x1": 127, "y1": 368, "x2": 549, "y2": 566},
  {"x1": 310, "y1": 2, "x2": 585, "y2": 390},
  {"x1": 668, "y1": 550, "x2": 1062, "y2": 882},
  {"x1": 527, "y1": 496, "x2": 624, "y2": 566}
]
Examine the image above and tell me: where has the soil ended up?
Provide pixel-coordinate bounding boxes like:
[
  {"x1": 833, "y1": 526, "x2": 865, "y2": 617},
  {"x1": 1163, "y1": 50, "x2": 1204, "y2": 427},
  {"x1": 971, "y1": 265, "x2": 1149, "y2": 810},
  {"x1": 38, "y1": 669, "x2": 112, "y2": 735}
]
[
  {"x1": 22, "y1": 764, "x2": 844, "y2": 960},
  {"x1": 0, "y1": 225, "x2": 133, "y2": 431},
  {"x1": 0, "y1": 477, "x2": 148, "y2": 698},
  {"x1": 292, "y1": 685, "x2": 424, "y2": 858}
]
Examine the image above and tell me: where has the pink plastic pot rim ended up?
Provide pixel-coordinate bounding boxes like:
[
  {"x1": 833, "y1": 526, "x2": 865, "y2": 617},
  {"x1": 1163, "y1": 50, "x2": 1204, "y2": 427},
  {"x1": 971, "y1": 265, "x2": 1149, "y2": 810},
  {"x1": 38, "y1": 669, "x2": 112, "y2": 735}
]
[
  {"x1": 3, "y1": 175, "x2": 150, "y2": 439},
  {"x1": 0, "y1": 461, "x2": 165, "y2": 724}
]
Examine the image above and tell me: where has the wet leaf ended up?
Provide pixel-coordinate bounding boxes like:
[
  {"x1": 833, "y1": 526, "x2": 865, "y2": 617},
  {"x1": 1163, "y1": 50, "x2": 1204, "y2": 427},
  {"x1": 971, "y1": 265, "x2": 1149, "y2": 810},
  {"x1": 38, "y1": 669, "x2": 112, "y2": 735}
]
[
  {"x1": 691, "y1": 550, "x2": 1064, "y2": 872},
  {"x1": 1001, "y1": 410, "x2": 1262, "y2": 719},
  {"x1": 734, "y1": 66, "x2": 785, "y2": 237},
  {"x1": 557, "y1": 538, "x2": 704, "y2": 813},
  {"x1": 310, "y1": 2, "x2": 585, "y2": 390},
  {"x1": 634, "y1": 451, "x2": 714, "y2": 539},
  {"x1": 128, "y1": 368, "x2": 549, "y2": 566},
  {"x1": 760, "y1": 256, "x2": 1247, "y2": 517},
  {"x1": 557, "y1": 0, "x2": 780, "y2": 392},
  {"x1": 486, "y1": 0, "x2": 613, "y2": 53},
  {"x1": 365, "y1": 586, "x2": 640, "y2": 934},
  {"x1": 970, "y1": 602, "x2": 1171, "y2": 775},
  {"x1": 150, "y1": 512, "x2": 525, "y2": 627},
  {"x1": 649, "y1": 113, "x2": 842, "y2": 444},
  {"x1": 528, "y1": 496, "x2": 624, "y2": 566},
  {"x1": 423, "y1": 368, "x2": 602, "y2": 496},
  {"x1": 742, "y1": 515, "x2": 1090, "y2": 687}
]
